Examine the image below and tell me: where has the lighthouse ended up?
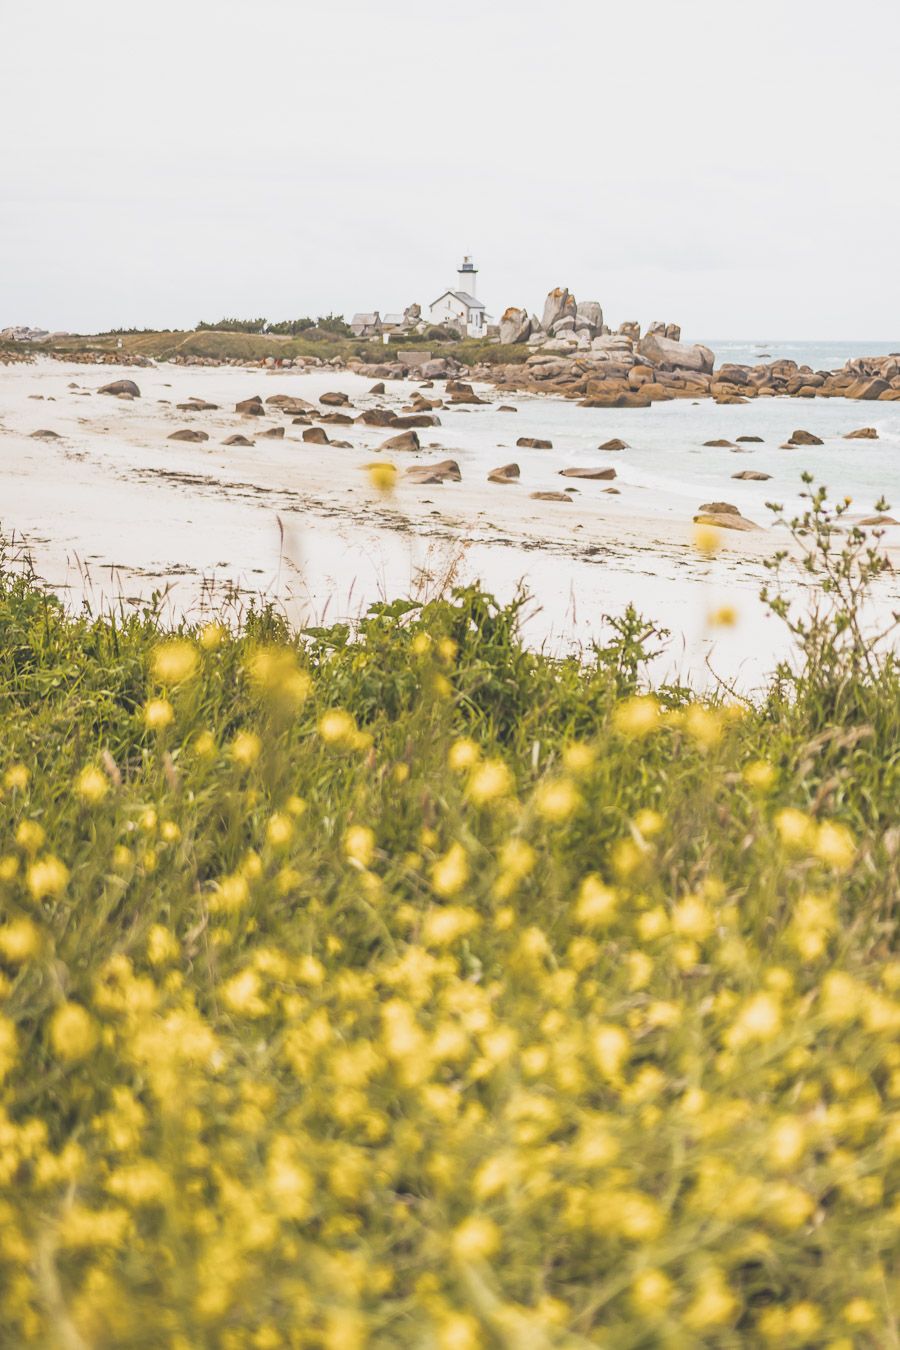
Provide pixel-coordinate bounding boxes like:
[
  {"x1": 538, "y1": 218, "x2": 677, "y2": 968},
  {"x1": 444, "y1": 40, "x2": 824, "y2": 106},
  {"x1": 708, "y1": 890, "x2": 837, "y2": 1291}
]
[
  {"x1": 457, "y1": 255, "x2": 478, "y2": 298},
  {"x1": 429, "y1": 254, "x2": 487, "y2": 337}
]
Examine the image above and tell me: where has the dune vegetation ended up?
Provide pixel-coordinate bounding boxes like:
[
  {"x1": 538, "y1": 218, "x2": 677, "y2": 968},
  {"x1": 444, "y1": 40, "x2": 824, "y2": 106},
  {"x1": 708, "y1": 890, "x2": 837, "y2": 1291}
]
[{"x1": 0, "y1": 488, "x2": 897, "y2": 1346}]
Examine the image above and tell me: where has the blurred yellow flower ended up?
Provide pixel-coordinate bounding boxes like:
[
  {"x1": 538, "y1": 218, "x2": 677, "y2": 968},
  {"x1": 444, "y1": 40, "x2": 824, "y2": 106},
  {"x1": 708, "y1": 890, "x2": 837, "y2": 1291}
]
[
  {"x1": 4, "y1": 764, "x2": 29, "y2": 791},
  {"x1": 318, "y1": 709, "x2": 358, "y2": 747},
  {"x1": 466, "y1": 759, "x2": 512, "y2": 805},
  {"x1": 16, "y1": 819, "x2": 46, "y2": 854},
  {"x1": 365, "y1": 461, "x2": 397, "y2": 493},
  {"x1": 50, "y1": 1003, "x2": 98, "y2": 1061},
  {"x1": 193, "y1": 729, "x2": 216, "y2": 757},
  {"x1": 813, "y1": 820, "x2": 855, "y2": 871},
  {"x1": 633, "y1": 808, "x2": 665, "y2": 837},
  {"x1": 685, "y1": 704, "x2": 722, "y2": 748},
  {"x1": 151, "y1": 639, "x2": 198, "y2": 685},
  {"x1": 631, "y1": 1268, "x2": 673, "y2": 1314},
  {"x1": 344, "y1": 825, "x2": 375, "y2": 868},
  {"x1": 775, "y1": 807, "x2": 815, "y2": 851},
  {"x1": 725, "y1": 992, "x2": 782, "y2": 1048},
  {"x1": 144, "y1": 698, "x2": 174, "y2": 731},
  {"x1": 230, "y1": 730, "x2": 261, "y2": 766},
  {"x1": 693, "y1": 522, "x2": 723, "y2": 555},
  {"x1": 451, "y1": 1216, "x2": 500, "y2": 1262},
  {"x1": 75, "y1": 765, "x2": 109, "y2": 804},
  {"x1": 266, "y1": 812, "x2": 294, "y2": 849},
  {"x1": 534, "y1": 777, "x2": 580, "y2": 822},
  {"x1": 27, "y1": 855, "x2": 69, "y2": 900},
  {"x1": 199, "y1": 622, "x2": 227, "y2": 650},
  {"x1": 422, "y1": 906, "x2": 480, "y2": 946},
  {"x1": 743, "y1": 759, "x2": 776, "y2": 790},
  {"x1": 146, "y1": 924, "x2": 179, "y2": 966},
  {"x1": 708, "y1": 604, "x2": 738, "y2": 628},
  {"x1": 683, "y1": 1268, "x2": 736, "y2": 1329},
  {"x1": 613, "y1": 695, "x2": 660, "y2": 738},
  {"x1": 448, "y1": 738, "x2": 480, "y2": 771},
  {"x1": 574, "y1": 876, "x2": 618, "y2": 928},
  {"x1": 431, "y1": 842, "x2": 469, "y2": 898},
  {"x1": 0, "y1": 918, "x2": 40, "y2": 963}
]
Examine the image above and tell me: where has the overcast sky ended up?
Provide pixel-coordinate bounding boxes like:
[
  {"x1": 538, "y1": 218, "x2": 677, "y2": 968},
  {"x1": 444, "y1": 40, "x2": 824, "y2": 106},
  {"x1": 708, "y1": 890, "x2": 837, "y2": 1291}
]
[{"x1": 2, "y1": 0, "x2": 898, "y2": 339}]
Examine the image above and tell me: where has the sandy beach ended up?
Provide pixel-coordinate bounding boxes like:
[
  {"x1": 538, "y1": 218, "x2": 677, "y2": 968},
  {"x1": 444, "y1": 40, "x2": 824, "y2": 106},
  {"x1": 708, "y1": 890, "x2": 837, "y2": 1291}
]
[{"x1": 2, "y1": 358, "x2": 898, "y2": 690}]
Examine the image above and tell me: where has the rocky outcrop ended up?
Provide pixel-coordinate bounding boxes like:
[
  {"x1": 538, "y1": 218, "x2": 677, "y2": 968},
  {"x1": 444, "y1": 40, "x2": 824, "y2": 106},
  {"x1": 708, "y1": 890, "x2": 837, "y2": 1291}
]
[
  {"x1": 168, "y1": 429, "x2": 208, "y2": 442},
  {"x1": 381, "y1": 430, "x2": 421, "y2": 452},
  {"x1": 786, "y1": 429, "x2": 824, "y2": 446},
  {"x1": 694, "y1": 505, "x2": 760, "y2": 531},
  {"x1": 600, "y1": 439, "x2": 628, "y2": 451},
  {"x1": 499, "y1": 308, "x2": 531, "y2": 345},
  {"x1": 98, "y1": 379, "x2": 140, "y2": 397},
  {"x1": 320, "y1": 391, "x2": 350, "y2": 407},
  {"x1": 223, "y1": 435, "x2": 255, "y2": 446},
  {"x1": 542, "y1": 288, "x2": 576, "y2": 332},
  {"x1": 637, "y1": 333, "x2": 714, "y2": 374},
  {"x1": 236, "y1": 396, "x2": 264, "y2": 415},
  {"x1": 845, "y1": 427, "x2": 878, "y2": 439},
  {"x1": 406, "y1": 459, "x2": 461, "y2": 484},
  {"x1": 559, "y1": 466, "x2": 617, "y2": 480},
  {"x1": 488, "y1": 463, "x2": 520, "y2": 484},
  {"x1": 732, "y1": 470, "x2": 771, "y2": 480},
  {"x1": 530, "y1": 491, "x2": 572, "y2": 503},
  {"x1": 517, "y1": 437, "x2": 553, "y2": 449},
  {"x1": 302, "y1": 427, "x2": 330, "y2": 444}
]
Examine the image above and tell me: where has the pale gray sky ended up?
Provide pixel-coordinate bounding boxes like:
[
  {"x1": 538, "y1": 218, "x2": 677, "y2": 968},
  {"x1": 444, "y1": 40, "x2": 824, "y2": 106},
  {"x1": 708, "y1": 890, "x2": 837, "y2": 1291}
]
[{"x1": 3, "y1": 0, "x2": 898, "y2": 339}]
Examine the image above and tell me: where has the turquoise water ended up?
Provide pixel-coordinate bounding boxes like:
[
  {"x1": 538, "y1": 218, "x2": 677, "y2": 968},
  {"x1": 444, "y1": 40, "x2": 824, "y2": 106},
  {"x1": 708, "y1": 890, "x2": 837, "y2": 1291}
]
[{"x1": 697, "y1": 339, "x2": 900, "y2": 371}]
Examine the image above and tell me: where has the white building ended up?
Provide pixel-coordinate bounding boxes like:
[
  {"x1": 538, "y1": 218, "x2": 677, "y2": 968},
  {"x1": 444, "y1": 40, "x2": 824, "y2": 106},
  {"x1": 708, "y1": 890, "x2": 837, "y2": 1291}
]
[{"x1": 429, "y1": 256, "x2": 486, "y2": 337}]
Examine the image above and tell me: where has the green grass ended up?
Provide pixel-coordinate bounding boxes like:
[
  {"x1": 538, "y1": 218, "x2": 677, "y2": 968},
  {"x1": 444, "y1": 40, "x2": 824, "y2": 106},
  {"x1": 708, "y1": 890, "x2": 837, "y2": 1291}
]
[
  {"x1": 26, "y1": 329, "x2": 531, "y2": 369},
  {"x1": 0, "y1": 492, "x2": 898, "y2": 1345}
]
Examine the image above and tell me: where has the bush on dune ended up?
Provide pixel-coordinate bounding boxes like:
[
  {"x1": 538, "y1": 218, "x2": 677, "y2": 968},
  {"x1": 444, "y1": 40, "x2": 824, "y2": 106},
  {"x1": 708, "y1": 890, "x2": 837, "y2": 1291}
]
[{"x1": 0, "y1": 489, "x2": 898, "y2": 1345}]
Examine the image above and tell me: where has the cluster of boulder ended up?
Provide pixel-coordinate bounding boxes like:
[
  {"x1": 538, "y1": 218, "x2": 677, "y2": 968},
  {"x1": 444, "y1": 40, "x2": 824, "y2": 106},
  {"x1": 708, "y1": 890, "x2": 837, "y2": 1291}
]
[
  {"x1": 498, "y1": 288, "x2": 682, "y2": 355},
  {"x1": 479, "y1": 344, "x2": 900, "y2": 408}
]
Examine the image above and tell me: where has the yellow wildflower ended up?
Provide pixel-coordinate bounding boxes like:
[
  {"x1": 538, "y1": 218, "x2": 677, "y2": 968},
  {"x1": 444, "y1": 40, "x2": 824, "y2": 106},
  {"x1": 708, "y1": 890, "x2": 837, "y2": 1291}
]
[
  {"x1": 27, "y1": 855, "x2": 69, "y2": 900},
  {"x1": 423, "y1": 906, "x2": 480, "y2": 946},
  {"x1": 266, "y1": 812, "x2": 294, "y2": 849},
  {"x1": 230, "y1": 730, "x2": 261, "y2": 767},
  {"x1": 451, "y1": 1216, "x2": 500, "y2": 1262},
  {"x1": 143, "y1": 698, "x2": 174, "y2": 731},
  {"x1": 683, "y1": 1267, "x2": 736, "y2": 1329},
  {"x1": 534, "y1": 777, "x2": 580, "y2": 822},
  {"x1": 151, "y1": 639, "x2": 198, "y2": 685},
  {"x1": 574, "y1": 876, "x2": 618, "y2": 928},
  {"x1": 4, "y1": 764, "x2": 30, "y2": 791},
  {"x1": 75, "y1": 765, "x2": 109, "y2": 804},
  {"x1": 693, "y1": 522, "x2": 723, "y2": 555},
  {"x1": 344, "y1": 825, "x2": 375, "y2": 868},
  {"x1": 743, "y1": 759, "x2": 776, "y2": 791},
  {"x1": 16, "y1": 819, "x2": 45, "y2": 854},
  {"x1": 431, "y1": 843, "x2": 469, "y2": 898},
  {"x1": 0, "y1": 918, "x2": 40, "y2": 963},
  {"x1": 813, "y1": 820, "x2": 855, "y2": 871},
  {"x1": 466, "y1": 758, "x2": 512, "y2": 805},
  {"x1": 50, "y1": 1004, "x2": 98, "y2": 1061},
  {"x1": 318, "y1": 709, "x2": 358, "y2": 746},
  {"x1": 613, "y1": 694, "x2": 660, "y2": 737},
  {"x1": 366, "y1": 461, "x2": 397, "y2": 493}
]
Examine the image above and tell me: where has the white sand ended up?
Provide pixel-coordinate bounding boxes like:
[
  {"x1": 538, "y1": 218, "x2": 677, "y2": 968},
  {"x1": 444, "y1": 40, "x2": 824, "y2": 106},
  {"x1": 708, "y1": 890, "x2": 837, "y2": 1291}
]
[{"x1": 1, "y1": 359, "x2": 898, "y2": 691}]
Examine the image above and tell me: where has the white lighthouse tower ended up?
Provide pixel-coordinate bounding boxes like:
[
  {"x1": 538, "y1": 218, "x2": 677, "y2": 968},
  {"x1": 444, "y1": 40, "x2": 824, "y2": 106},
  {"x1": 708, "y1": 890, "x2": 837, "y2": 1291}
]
[
  {"x1": 457, "y1": 254, "x2": 478, "y2": 298},
  {"x1": 429, "y1": 254, "x2": 487, "y2": 337}
]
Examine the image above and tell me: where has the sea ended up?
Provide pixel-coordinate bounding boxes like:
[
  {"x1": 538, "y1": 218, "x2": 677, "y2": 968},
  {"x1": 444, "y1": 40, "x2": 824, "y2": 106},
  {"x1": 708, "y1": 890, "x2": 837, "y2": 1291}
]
[{"x1": 697, "y1": 339, "x2": 900, "y2": 371}]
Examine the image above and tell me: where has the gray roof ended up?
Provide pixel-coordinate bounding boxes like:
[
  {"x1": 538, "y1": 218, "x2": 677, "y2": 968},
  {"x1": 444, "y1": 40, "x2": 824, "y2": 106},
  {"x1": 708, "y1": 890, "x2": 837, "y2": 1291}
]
[
  {"x1": 430, "y1": 289, "x2": 486, "y2": 311},
  {"x1": 350, "y1": 313, "x2": 380, "y2": 327},
  {"x1": 382, "y1": 313, "x2": 404, "y2": 325}
]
